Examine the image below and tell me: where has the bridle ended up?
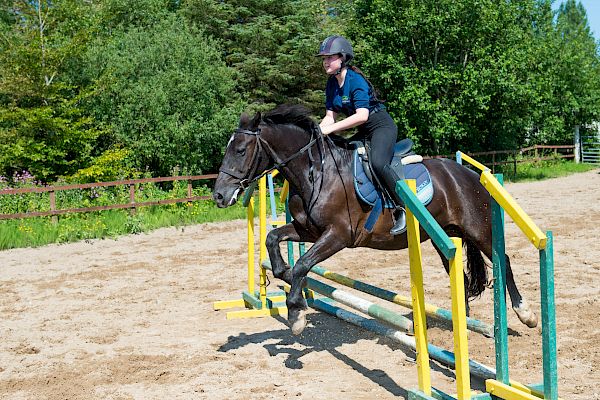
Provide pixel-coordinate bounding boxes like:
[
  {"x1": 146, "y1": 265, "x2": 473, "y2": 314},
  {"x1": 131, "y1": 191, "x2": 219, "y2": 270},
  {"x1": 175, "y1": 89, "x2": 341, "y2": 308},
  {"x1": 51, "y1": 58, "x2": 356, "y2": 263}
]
[{"x1": 218, "y1": 125, "x2": 325, "y2": 190}]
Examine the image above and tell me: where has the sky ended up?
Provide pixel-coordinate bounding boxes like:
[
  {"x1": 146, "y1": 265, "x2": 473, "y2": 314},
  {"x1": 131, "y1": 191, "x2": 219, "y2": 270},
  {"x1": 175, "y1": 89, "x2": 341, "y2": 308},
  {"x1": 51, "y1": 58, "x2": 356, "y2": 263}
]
[{"x1": 553, "y1": 0, "x2": 600, "y2": 40}]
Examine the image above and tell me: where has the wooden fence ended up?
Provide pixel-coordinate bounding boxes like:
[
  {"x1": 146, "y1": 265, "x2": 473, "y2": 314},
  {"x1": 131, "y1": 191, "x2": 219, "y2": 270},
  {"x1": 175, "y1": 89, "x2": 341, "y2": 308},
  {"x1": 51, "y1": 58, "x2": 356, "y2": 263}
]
[
  {"x1": 426, "y1": 144, "x2": 575, "y2": 174},
  {"x1": 0, "y1": 144, "x2": 575, "y2": 221},
  {"x1": 0, "y1": 174, "x2": 217, "y2": 220}
]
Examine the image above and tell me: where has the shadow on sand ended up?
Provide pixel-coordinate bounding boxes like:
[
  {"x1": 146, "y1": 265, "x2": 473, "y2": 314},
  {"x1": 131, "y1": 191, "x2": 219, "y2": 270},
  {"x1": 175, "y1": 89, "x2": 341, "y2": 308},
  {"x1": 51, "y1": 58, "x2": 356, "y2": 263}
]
[{"x1": 217, "y1": 312, "x2": 490, "y2": 399}]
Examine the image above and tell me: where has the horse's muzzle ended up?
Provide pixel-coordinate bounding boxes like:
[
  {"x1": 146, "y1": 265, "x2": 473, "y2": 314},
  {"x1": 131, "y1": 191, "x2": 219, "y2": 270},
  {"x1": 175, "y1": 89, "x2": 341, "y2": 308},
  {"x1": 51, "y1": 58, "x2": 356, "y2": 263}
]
[
  {"x1": 212, "y1": 187, "x2": 241, "y2": 208},
  {"x1": 212, "y1": 191, "x2": 228, "y2": 208}
]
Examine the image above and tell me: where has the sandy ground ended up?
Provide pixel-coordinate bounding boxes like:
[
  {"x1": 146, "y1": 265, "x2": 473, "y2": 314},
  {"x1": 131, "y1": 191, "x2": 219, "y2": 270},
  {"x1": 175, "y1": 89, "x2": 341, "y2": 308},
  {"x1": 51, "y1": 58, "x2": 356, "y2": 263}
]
[{"x1": 1, "y1": 168, "x2": 599, "y2": 400}]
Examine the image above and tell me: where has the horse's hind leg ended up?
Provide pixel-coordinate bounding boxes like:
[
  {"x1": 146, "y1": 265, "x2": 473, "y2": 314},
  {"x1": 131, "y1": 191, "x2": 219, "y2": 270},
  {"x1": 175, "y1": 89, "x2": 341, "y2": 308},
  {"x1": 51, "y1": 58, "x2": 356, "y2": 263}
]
[
  {"x1": 506, "y1": 255, "x2": 538, "y2": 328},
  {"x1": 431, "y1": 241, "x2": 471, "y2": 317},
  {"x1": 469, "y1": 233, "x2": 538, "y2": 329}
]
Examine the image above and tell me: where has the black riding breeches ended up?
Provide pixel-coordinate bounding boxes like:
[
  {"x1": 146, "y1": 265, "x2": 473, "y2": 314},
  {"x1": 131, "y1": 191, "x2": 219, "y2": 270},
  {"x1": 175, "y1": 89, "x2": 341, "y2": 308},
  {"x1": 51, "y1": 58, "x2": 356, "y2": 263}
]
[{"x1": 356, "y1": 110, "x2": 398, "y2": 181}]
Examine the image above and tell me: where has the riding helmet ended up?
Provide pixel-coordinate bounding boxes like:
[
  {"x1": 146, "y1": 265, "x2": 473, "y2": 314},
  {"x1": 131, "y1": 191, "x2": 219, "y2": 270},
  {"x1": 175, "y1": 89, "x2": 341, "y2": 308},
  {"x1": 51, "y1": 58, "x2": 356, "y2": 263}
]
[{"x1": 316, "y1": 35, "x2": 354, "y2": 63}]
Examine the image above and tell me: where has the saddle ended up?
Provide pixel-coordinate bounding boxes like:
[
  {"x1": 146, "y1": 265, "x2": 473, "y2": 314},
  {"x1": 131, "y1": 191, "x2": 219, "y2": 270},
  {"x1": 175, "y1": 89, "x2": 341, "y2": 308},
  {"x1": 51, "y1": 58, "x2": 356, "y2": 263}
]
[
  {"x1": 352, "y1": 138, "x2": 434, "y2": 232},
  {"x1": 353, "y1": 138, "x2": 434, "y2": 207}
]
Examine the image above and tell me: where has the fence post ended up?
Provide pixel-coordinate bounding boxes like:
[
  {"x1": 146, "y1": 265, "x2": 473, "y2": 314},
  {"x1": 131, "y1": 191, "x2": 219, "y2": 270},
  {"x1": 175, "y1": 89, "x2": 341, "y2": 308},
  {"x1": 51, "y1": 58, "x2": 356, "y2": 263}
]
[
  {"x1": 129, "y1": 184, "x2": 136, "y2": 214},
  {"x1": 49, "y1": 191, "x2": 58, "y2": 224},
  {"x1": 574, "y1": 125, "x2": 581, "y2": 163}
]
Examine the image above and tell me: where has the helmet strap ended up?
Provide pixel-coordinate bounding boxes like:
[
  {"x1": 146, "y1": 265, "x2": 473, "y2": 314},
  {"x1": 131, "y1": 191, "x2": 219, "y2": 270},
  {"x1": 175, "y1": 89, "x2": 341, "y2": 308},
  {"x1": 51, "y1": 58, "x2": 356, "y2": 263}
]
[{"x1": 335, "y1": 56, "x2": 347, "y2": 75}]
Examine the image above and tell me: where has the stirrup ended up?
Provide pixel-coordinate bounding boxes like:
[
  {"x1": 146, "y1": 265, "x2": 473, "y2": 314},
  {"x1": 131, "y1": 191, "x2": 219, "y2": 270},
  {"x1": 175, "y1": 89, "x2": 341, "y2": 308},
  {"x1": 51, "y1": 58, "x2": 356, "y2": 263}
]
[{"x1": 390, "y1": 208, "x2": 406, "y2": 235}]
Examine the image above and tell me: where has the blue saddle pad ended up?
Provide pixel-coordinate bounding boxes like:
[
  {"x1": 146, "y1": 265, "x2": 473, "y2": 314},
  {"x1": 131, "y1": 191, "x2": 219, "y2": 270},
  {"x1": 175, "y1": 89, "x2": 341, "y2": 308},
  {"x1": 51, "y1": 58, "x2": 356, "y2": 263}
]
[{"x1": 353, "y1": 151, "x2": 434, "y2": 208}]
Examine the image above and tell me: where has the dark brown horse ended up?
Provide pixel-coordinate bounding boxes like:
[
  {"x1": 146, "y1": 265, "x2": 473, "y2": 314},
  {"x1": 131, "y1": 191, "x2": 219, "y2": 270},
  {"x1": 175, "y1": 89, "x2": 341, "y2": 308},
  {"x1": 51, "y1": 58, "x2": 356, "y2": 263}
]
[{"x1": 213, "y1": 105, "x2": 537, "y2": 335}]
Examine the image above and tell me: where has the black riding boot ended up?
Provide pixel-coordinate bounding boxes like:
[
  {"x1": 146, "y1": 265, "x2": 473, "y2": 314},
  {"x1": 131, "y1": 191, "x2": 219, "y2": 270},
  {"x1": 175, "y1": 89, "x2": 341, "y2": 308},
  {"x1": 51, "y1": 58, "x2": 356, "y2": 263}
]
[{"x1": 381, "y1": 164, "x2": 407, "y2": 235}]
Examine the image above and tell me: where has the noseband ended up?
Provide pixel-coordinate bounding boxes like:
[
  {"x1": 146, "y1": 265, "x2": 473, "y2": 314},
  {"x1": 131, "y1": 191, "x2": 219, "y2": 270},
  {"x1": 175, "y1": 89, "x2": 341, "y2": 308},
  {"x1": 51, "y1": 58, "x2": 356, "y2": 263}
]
[{"x1": 219, "y1": 125, "x2": 324, "y2": 190}]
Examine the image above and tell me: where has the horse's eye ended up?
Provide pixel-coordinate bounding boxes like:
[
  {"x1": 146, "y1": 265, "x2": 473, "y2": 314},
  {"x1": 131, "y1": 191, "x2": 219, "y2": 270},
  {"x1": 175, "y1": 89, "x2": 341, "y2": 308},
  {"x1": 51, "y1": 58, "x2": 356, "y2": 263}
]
[{"x1": 237, "y1": 148, "x2": 246, "y2": 156}]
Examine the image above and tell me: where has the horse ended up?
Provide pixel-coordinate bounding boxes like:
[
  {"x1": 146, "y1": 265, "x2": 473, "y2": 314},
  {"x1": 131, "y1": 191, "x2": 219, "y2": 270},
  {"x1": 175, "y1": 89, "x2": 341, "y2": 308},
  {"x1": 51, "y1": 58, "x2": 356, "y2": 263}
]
[{"x1": 213, "y1": 104, "x2": 537, "y2": 335}]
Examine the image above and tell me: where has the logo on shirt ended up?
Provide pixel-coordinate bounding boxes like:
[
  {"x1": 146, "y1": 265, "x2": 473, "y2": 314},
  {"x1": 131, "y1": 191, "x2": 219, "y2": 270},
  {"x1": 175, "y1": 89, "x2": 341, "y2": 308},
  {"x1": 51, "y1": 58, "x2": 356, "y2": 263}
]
[{"x1": 341, "y1": 95, "x2": 350, "y2": 103}]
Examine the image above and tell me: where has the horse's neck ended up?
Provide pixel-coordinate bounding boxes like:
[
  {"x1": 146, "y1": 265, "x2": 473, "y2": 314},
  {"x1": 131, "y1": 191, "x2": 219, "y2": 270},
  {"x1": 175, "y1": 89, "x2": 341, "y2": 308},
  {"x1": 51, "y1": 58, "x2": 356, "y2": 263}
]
[{"x1": 271, "y1": 132, "x2": 352, "y2": 200}]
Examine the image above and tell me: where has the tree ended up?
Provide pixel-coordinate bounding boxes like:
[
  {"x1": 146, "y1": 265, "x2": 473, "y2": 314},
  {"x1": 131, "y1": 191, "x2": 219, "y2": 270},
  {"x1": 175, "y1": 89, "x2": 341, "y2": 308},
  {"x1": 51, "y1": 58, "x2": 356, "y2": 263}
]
[
  {"x1": 83, "y1": 15, "x2": 243, "y2": 176},
  {"x1": 549, "y1": 0, "x2": 600, "y2": 140},
  {"x1": 181, "y1": 0, "x2": 333, "y2": 111},
  {"x1": 346, "y1": 0, "x2": 554, "y2": 154},
  {"x1": 0, "y1": 0, "x2": 102, "y2": 182}
]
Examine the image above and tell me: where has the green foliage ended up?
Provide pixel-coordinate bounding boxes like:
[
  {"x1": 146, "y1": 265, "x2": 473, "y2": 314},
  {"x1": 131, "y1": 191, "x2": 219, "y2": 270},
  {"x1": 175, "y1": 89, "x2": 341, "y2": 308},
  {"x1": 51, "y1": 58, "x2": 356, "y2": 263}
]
[
  {"x1": 345, "y1": 0, "x2": 600, "y2": 155},
  {"x1": 549, "y1": 0, "x2": 600, "y2": 138},
  {"x1": 83, "y1": 15, "x2": 243, "y2": 176},
  {"x1": 0, "y1": 103, "x2": 100, "y2": 181},
  {"x1": 1, "y1": 0, "x2": 600, "y2": 182},
  {"x1": 347, "y1": 0, "x2": 530, "y2": 154},
  {"x1": 182, "y1": 0, "x2": 332, "y2": 111},
  {"x1": 67, "y1": 147, "x2": 141, "y2": 183},
  {"x1": 99, "y1": 0, "x2": 180, "y2": 29},
  {"x1": 0, "y1": 199, "x2": 249, "y2": 250},
  {"x1": 0, "y1": 0, "x2": 102, "y2": 181}
]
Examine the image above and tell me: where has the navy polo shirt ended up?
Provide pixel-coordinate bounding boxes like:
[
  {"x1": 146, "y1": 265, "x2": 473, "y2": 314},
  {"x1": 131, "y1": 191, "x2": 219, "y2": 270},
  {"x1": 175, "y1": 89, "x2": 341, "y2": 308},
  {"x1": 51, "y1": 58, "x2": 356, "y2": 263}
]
[{"x1": 325, "y1": 69, "x2": 383, "y2": 117}]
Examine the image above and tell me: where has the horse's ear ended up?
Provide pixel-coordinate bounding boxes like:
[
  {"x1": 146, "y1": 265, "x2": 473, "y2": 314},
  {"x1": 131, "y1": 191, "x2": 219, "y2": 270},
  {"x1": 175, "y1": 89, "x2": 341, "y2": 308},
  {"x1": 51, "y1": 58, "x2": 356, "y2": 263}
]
[
  {"x1": 239, "y1": 112, "x2": 250, "y2": 128},
  {"x1": 251, "y1": 112, "x2": 261, "y2": 130}
]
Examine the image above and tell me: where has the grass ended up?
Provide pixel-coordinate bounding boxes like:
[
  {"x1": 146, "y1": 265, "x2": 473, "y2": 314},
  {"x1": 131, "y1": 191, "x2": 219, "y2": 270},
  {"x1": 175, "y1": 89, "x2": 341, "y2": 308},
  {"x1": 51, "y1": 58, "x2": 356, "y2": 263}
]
[
  {"x1": 0, "y1": 201, "x2": 251, "y2": 250},
  {"x1": 470, "y1": 152, "x2": 599, "y2": 182},
  {"x1": 503, "y1": 159, "x2": 598, "y2": 182},
  {"x1": 0, "y1": 160, "x2": 598, "y2": 251}
]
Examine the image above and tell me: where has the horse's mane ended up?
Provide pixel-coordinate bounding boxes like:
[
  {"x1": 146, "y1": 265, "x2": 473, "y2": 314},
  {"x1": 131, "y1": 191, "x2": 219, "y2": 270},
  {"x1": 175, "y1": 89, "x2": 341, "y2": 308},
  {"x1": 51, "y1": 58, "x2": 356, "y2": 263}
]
[{"x1": 263, "y1": 104, "x2": 317, "y2": 133}]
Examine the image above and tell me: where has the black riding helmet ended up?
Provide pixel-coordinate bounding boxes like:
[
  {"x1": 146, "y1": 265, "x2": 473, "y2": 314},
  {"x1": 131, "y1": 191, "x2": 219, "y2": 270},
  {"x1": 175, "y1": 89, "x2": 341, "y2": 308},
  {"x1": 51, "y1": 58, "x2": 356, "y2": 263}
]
[{"x1": 316, "y1": 35, "x2": 354, "y2": 65}]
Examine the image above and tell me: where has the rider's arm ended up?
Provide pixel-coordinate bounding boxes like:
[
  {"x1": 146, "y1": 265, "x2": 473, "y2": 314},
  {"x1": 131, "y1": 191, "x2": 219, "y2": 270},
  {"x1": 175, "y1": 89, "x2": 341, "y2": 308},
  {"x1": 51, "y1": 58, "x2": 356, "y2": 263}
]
[
  {"x1": 320, "y1": 108, "x2": 369, "y2": 135},
  {"x1": 320, "y1": 109, "x2": 337, "y2": 128}
]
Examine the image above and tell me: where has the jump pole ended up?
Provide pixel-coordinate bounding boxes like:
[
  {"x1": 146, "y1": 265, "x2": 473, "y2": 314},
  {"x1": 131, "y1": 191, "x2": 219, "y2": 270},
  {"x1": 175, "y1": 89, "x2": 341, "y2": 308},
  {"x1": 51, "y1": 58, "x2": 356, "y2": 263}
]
[
  {"x1": 282, "y1": 179, "x2": 475, "y2": 399},
  {"x1": 304, "y1": 263, "x2": 493, "y2": 337},
  {"x1": 397, "y1": 179, "x2": 471, "y2": 400},
  {"x1": 280, "y1": 183, "x2": 492, "y2": 337},
  {"x1": 213, "y1": 174, "x2": 287, "y2": 319},
  {"x1": 263, "y1": 260, "x2": 414, "y2": 333},
  {"x1": 457, "y1": 152, "x2": 560, "y2": 400}
]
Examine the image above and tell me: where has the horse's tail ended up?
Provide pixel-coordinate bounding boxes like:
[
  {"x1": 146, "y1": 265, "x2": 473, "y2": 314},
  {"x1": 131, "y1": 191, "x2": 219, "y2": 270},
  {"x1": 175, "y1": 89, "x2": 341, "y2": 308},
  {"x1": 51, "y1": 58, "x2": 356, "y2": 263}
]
[{"x1": 465, "y1": 239, "x2": 489, "y2": 300}]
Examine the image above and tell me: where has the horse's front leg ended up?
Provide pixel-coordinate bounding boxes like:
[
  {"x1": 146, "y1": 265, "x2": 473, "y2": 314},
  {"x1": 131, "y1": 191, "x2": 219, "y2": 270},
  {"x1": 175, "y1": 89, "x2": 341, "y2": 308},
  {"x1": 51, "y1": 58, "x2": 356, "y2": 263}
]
[
  {"x1": 266, "y1": 223, "x2": 307, "y2": 285},
  {"x1": 286, "y1": 230, "x2": 347, "y2": 335}
]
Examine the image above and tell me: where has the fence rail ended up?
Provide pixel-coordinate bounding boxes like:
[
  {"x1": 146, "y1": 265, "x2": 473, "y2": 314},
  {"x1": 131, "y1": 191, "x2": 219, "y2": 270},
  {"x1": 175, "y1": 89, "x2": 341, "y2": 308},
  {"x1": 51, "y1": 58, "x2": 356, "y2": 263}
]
[
  {"x1": 0, "y1": 174, "x2": 217, "y2": 220},
  {"x1": 0, "y1": 144, "x2": 577, "y2": 221},
  {"x1": 426, "y1": 144, "x2": 575, "y2": 173}
]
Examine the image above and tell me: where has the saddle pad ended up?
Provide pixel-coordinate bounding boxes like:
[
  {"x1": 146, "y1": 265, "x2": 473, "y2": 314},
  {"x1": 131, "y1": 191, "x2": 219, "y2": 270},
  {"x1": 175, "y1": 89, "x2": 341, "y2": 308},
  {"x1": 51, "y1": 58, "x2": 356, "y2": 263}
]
[{"x1": 353, "y1": 151, "x2": 434, "y2": 208}]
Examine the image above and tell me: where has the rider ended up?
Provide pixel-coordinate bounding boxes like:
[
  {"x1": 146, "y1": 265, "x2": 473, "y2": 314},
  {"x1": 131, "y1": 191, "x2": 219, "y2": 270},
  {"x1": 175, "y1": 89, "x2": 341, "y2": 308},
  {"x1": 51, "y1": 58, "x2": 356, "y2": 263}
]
[{"x1": 316, "y1": 35, "x2": 406, "y2": 235}]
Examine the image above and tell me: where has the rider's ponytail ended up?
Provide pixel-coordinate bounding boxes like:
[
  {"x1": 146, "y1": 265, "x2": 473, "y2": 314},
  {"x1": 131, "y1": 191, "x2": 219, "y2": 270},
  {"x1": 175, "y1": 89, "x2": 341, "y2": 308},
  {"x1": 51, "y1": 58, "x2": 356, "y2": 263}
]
[{"x1": 349, "y1": 65, "x2": 385, "y2": 103}]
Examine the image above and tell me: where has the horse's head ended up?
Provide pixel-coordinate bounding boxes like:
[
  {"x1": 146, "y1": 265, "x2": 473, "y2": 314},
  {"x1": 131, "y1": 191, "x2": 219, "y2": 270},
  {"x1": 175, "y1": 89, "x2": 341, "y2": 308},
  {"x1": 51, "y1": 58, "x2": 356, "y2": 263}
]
[{"x1": 213, "y1": 111, "x2": 269, "y2": 208}]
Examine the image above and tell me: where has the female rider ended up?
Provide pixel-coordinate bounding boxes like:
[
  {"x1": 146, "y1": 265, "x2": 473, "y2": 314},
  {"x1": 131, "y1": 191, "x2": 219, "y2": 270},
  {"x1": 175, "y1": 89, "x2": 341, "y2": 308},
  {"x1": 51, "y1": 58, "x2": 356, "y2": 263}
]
[{"x1": 316, "y1": 35, "x2": 406, "y2": 235}]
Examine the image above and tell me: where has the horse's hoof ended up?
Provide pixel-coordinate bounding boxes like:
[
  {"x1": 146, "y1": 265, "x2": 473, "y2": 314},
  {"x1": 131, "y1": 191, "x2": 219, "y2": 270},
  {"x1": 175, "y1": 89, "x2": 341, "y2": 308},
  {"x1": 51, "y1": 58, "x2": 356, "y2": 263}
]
[
  {"x1": 514, "y1": 304, "x2": 538, "y2": 328},
  {"x1": 289, "y1": 309, "x2": 307, "y2": 335}
]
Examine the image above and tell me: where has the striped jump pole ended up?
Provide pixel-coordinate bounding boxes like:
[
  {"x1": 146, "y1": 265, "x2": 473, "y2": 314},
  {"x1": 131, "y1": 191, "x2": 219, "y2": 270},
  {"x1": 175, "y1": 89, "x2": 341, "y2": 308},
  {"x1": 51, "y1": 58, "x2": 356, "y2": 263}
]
[
  {"x1": 280, "y1": 178, "x2": 480, "y2": 399},
  {"x1": 309, "y1": 297, "x2": 497, "y2": 382},
  {"x1": 262, "y1": 260, "x2": 413, "y2": 333},
  {"x1": 307, "y1": 263, "x2": 493, "y2": 337}
]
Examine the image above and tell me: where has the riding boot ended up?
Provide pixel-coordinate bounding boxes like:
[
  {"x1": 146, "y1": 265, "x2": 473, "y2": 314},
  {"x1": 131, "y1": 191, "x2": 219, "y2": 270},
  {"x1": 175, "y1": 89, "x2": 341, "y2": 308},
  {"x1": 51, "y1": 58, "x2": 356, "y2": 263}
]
[{"x1": 381, "y1": 164, "x2": 407, "y2": 235}]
